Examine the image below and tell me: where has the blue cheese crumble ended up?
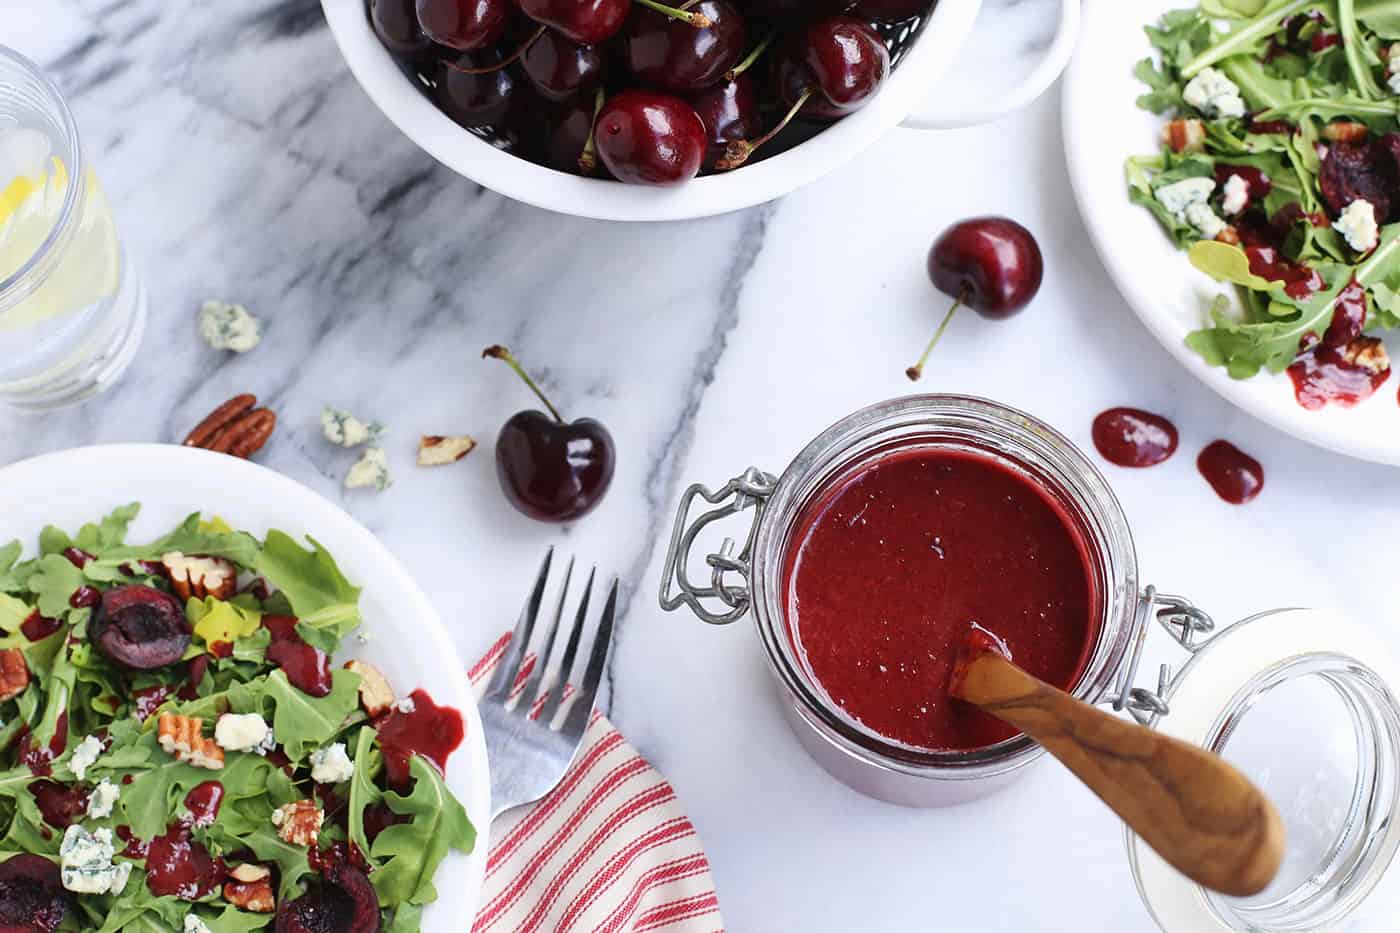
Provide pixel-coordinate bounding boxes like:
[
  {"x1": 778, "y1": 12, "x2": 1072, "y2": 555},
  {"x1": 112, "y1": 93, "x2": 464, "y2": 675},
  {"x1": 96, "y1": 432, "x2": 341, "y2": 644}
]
[
  {"x1": 310, "y1": 742, "x2": 355, "y2": 784},
  {"x1": 1221, "y1": 174, "x2": 1249, "y2": 216},
  {"x1": 215, "y1": 713, "x2": 273, "y2": 754},
  {"x1": 1335, "y1": 199, "x2": 1379, "y2": 253},
  {"x1": 184, "y1": 914, "x2": 214, "y2": 933},
  {"x1": 198, "y1": 301, "x2": 263, "y2": 353},
  {"x1": 86, "y1": 779, "x2": 119, "y2": 819},
  {"x1": 1182, "y1": 67, "x2": 1245, "y2": 119},
  {"x1": 322, "y1": 407, "x2": 384, "y2": 448},
  {"x1": 1155, "y1": 177, "x2": 1225, "y2": 239},
  {"x1": 69, "y1": 734, "x2": 103, "y2": 782},
  {"x1": 345, "y1": 447, "x2": 392, "y2": 491},
  {"x1": 60, "y1": 826, "x2": 132, "y2": 895}
]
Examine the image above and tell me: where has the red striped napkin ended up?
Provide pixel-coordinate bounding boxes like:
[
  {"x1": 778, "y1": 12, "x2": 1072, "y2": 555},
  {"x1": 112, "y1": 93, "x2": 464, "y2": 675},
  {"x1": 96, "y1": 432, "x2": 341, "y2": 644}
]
[{"x1": 468, "y1": 633, "x2": 726, "y2": 933}]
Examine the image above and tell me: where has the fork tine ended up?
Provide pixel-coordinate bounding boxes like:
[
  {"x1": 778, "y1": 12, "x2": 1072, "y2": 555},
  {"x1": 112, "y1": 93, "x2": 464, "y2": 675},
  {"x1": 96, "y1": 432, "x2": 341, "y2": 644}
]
[
  {"x1": 521, "y1": 556, "x2": 574, "y2": 708},
  {"x1": 486, "y1": 548, "x2": 553, "y2": 700},
  {"x1": 539, "y1": 567, "x2": 595, "y2": 722},
  {"x1": 562, "y1": 578, "x2": 618, "y2": 734}
]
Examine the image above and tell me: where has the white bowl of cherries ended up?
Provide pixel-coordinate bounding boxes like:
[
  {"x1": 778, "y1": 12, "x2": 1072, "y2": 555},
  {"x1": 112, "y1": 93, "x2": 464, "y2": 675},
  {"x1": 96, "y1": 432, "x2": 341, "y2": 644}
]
[{"x1": 323, "y1": 0, "x2": 1079, "y2": 221}]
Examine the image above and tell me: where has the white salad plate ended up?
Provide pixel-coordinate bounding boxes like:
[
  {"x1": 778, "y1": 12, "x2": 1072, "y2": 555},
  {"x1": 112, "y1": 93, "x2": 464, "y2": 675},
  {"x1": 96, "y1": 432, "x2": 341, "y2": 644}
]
[
  {"x1": 0, "y1": 443, "x2": 490, "y2": 927},
  {"x1": 1064, "y1": 0, "x2": 1400, "y2": 466}
]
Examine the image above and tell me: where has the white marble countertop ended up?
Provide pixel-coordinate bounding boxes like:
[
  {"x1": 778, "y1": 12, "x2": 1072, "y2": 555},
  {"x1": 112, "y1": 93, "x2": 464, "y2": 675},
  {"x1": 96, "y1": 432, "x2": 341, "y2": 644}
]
[{"x1": 9, "y1": 1, "x2": 1400, "y2": 929}]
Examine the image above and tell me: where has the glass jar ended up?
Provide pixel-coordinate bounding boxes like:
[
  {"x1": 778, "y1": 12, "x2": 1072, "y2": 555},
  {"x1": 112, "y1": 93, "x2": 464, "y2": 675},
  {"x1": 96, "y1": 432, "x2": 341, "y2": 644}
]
[
  {"x1": 660, "y1": 394, "x2": 1400, "y2": 929},
  {"x1": 660, "y1": 395, "x2": 1209, "y2": 807}
]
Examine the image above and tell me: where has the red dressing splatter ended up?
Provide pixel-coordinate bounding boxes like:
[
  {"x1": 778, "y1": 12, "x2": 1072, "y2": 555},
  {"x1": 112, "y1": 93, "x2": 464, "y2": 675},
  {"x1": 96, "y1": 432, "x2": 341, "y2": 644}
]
[
  {"x1": 375, "y1": 689, "x2": 465, "y2": 788},
  {"x1": 263, "y1": 615, "x2": 333, "y2": 697},
  {"x1": 1091, "y1": 408, "x2": 1179, "y2": 467},
  {"x1": 1198, "y1": 441, "x2": 1265, "y2": 504}
]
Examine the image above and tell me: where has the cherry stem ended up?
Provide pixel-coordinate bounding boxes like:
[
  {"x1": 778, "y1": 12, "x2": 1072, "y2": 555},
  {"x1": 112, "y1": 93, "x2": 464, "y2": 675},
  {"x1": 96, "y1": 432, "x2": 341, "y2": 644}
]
[
  {"x1": 578, "y1": 88, "x2": 606, "y2": 175},
  {"x1": 483, "y1": 345, "x2": 565, "y2": 423},
  {"x1": 905, "y1": 288, "x2": 968, "y2": 382},
  {"x1": 443, "y1": 26, "x2": 546, "y2": 74},
  {"x1": 727, "y1": 30, "x2": 776, "y2": 81},
  {"x1": 636, "y1": 0, "x2": 713, "y2": 26},
  {"x1": 715, "y1": 87, "x2": 813, "y2": 171}
]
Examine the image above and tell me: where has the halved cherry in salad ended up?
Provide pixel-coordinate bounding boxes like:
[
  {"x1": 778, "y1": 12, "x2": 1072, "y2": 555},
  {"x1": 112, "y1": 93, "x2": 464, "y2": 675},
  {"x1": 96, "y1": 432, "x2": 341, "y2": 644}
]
[
  {"x1": 0, "y1": 853, "x2": 69, "y2": 933},
  {"x1": 89, "y1": 585, "x2": 191, "y2": 670},
  {"x1": 275, "y1": 863, "x2": 380, "y2": 933}
]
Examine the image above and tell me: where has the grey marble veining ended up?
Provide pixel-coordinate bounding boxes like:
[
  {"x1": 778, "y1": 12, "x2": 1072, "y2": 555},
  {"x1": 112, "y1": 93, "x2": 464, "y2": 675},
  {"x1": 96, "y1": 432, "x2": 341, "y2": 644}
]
[{"x1": 12, "y1": 0, "x2": 1400, "y2": 928}]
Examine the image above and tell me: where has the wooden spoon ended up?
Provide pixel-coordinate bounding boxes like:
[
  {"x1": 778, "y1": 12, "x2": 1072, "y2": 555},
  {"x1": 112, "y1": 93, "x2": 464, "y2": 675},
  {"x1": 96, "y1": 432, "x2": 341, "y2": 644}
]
[{"x1": 950, "y1": 631, "x2": 1285, "y2": 898}]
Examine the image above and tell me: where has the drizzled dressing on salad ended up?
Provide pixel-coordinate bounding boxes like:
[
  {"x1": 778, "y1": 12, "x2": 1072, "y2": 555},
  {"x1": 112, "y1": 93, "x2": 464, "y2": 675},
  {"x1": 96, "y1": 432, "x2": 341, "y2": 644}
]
[
  {"x1": 0, "y1": 505, "x2": 475, "y2": 932},
  {"x1": 1131, "y1": 1, "x2": 1400, "y2": 411}
]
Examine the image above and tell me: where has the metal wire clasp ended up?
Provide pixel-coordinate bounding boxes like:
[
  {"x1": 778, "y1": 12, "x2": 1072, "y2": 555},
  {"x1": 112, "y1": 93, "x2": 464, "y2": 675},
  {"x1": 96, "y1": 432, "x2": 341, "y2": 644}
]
[
  {"x1": 1110, "y1": 586, "x2": 1217, "y2": 725},
  {"x1": 658, "y1": 467, "x2": 779, "y2": 626}
]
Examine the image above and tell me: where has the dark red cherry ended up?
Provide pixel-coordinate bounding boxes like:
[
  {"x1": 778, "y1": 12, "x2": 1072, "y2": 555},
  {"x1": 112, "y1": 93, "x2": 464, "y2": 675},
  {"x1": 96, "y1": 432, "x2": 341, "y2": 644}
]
[
  {"x1": 543, "y1": 100, "x2": 600, "y2": 173},
  {"x1": 89, "y1": 584, "x2": 191, "y2": 670},
  {"x1": 0, "y1": 854, "x2": 69, "y2": 933},
  {"x1": 743, "y1": 0, "x2": 852, "y2": 22},
  {"x1": 275, "y1": 864, "x2": 379, "y2": 933},
  {"x1": 622, "y1": 1, "x2": 747, "y2": 93},
  {"x1": 416, "y1": 0, "x2": 512, "y2": 50},
  {"x1": 519, "y1": 0, "x2": 633, "y2": 44},
  {"x1": 906, "y1": 217, "x2": 1043, "y2": 380},
  {"x1": 594, "y1": 90, "x2": 706, "y2": 185},
  {"x1": 522, "y1": 31, "x2": 607, "y2": 102},
  {"x1": 928, "y1": 217, "x2": 1043, "y2": 319},
  {"x1": 369, "y1": 0, "x2": 434, "y2": 56},
  {"x1": 438, "y1": 52, "x2": 526, "y2": 127},
  {"x1": 484, "y1": 346, "x2": 616, "y2": 522},
  {"x1": 687, "y1": 75, "x2": 758, "y2": 168},
  {"x1": 783, "y1": 16, "x2": 889, "y2": 119},
  {"x1": 856, "y1": 0, "x2": 927, "y2": 20}
]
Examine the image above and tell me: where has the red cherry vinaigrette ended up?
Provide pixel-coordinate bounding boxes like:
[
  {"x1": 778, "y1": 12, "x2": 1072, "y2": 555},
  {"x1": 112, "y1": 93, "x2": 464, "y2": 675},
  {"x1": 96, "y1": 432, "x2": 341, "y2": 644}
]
[{"x1": 782, "y1": 446, "x2": 1100, "y2": 751}]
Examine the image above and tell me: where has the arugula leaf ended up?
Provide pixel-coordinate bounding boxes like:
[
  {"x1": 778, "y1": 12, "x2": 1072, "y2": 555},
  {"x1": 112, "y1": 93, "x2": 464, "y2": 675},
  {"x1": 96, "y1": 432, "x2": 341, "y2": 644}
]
[
  {"x1": 1135, "y1": 58, "x2": 1182, "y2": 113},
  {"x1": 370, "y1": 755, "x2": 477, "y2": 907},
  {"x1": 200, "y1": 906, "x2": 274, "y2": 933},
  {"x1": 246, "y1": 824, "x2": 315, "y2": 902},
  {"x1": 73, "y1": 503, "x2": 142, "y2": 553},
  {"x1": 1339, "y1": 0, "x2": 1387, "y2": 98},
  {"x1": 107, "y1": 514, "x2": 260, "y2": 568},
  {"x1": 0, "y1": 542, "x2": 22, "y2": 592},
  {"x1": 0, "y1": 594, "x2": 29, "y2": 633},
  {"x1": 348, "y1": 726, "x2": 384, "y2": 862},
  {"x1": 232, "y1": 669, "x2": 362, "y2": 762},
  {"x1": 384, "y1": 904, "x2": 424, "y2": 933},
  {"x1": 254, "y1": 532, "x2": 361, "y2": 636},
  {"x1": 1202, "y1": 0, "x2": 1271, "y2": 14},
  {"x1": 1182, "y1": 0, "x2": 1315, "y2": 77},
  {"x1": 28, "y1": 555, "x2": 83, "y2": 618},
  {"x1": 1358, "y1": 0, "x2": 1400, "y2": 36}
]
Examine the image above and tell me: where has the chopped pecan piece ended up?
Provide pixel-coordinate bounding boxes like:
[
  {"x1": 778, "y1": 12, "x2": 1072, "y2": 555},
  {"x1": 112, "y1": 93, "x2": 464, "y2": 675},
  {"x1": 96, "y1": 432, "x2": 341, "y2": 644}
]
[
  {"x1": 271, "y1": 800, "x2": 323, "y2": 846},
  {"x1": 1215, "y1": 225, "x2": 1241, "y2": 245},
  {"x1": 417, "y1": 434, "x2": 477, "y2": 466},
  {"x1": 0, "y1": 649, "x2": 29, "y2": 702},
  {"x1": 163, "y1": 552, "x2": 237, "y2": 601},
  {"x1": 1322, "y1": 121, "x2": 1369, "y2": 144},
  {"x1": 345, "y1": 660, "x2": 394, "y2": 717},
  {"x1": 1344, "y1": 336, "x2": 1390, "y2": 374},
  {"x1": 224, "y1": 863, "x2": 275, "y2": 912},
  {"x1": 1163, "y1": 118, "x2": 1206, "y2": 153},
  {"x1": 156, "y1": 713, "x2": 224, "y2": 770}
]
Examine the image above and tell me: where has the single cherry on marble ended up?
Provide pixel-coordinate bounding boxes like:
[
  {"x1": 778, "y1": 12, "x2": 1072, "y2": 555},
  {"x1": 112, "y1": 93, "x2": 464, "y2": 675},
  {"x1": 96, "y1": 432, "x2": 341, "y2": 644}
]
[
  {"x1": 484, "y1": 345, "x2": 616, "y2": 522},
  {"x1": 907, "y1": 216, "x2": 1044, "y2": 380}
]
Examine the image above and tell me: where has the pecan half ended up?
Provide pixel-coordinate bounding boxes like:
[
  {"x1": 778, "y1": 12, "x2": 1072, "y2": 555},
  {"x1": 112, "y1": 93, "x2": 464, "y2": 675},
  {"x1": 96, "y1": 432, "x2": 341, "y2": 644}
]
[
  {"x1": 163, "y1": 552, "x2": 237, "y2": 601},
  {"x1": 224, "y1": 863, "x2": 275, "y2": 912},
  {"x1": 1322, "y1": 121, "x2": 1369, "y2": 144},
  {"x1": 156, "y1": 712, "x2": 225, "y2": 770},
  {"x1": 1162, "y1": 118, "x2": 1206, "y2": 154},
  {"x1": 183, "y1": 394, "x2": 276, "y2": 459},
  {"x1": 0, "y1": 649, "x2": 30, "y2": 703},
  {"x1": 345, "y1": 660, "x2": 394, "y2": 717}
]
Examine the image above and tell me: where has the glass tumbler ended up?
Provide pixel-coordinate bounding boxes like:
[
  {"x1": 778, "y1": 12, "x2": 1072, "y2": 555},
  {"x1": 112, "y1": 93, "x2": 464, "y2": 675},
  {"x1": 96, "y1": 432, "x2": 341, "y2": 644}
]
[{"x1": 0, "y1": 45, "x2": 145, "y2": 410}]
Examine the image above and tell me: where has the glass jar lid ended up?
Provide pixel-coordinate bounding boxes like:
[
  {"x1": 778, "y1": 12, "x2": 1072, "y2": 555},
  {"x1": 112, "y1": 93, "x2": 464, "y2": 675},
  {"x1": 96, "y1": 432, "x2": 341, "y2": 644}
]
[{"x1": 1128, "y1": 609, "x2": 1400, "y2": 932}]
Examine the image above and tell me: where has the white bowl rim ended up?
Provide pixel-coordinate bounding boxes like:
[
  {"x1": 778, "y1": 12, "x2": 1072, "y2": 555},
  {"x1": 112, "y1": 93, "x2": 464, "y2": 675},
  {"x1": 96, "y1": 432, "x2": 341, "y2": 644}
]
[
  {"x1": 0, "y1": 442, "x2": 491, "y2": 926},
  {"x1": 322, "y1": 0, "x2": 982, "y2": 222}
]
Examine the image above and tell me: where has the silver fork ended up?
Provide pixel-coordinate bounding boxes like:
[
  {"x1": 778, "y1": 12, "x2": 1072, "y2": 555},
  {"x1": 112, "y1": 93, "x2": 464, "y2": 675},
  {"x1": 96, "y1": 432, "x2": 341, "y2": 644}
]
[{"x1": 481, "y1": 549, "x2": 619, "y2": 819}]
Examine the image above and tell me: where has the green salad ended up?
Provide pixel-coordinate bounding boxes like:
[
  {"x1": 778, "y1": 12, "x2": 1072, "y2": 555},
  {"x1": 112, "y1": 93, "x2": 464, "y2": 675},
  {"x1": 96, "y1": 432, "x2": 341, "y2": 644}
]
[
  {"x1": 1130, "y1": 0, "x2": 1400, "y2": 403},
  {"x1": 0, "y1": 504, "x2": 474, "y2": 933}
]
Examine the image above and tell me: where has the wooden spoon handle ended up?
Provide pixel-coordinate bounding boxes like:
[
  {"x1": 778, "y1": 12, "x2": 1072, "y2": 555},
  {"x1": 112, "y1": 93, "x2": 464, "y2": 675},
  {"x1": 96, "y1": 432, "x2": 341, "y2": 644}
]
[{"x1": 954, "y1": 651, "x2": 1285, "y2": 897}]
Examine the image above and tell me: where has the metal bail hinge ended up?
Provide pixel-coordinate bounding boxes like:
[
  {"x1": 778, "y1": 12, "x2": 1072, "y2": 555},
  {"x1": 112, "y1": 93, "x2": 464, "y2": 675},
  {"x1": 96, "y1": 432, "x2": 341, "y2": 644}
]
[
  {"x1": 658, "y1": 467, "x2": 778, "y2": 626},
  {"x1": 1111, "y1": 587, "x2": 1217, "y2": 725}
]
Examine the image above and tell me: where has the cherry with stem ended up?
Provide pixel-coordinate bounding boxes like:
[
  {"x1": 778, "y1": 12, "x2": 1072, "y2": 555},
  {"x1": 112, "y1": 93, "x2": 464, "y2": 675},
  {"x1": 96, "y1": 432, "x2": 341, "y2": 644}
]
[
  {"x1": 905, "y1": 286, "x2": 969, "y2": 381},
  {"x1": 483, "y1": 345, "x2": 617, "y2": 523},
  {"x1": 578, "y1": 88, "x2": 607, "y2": 174},
  {"x1": 715, "y1": 88, "x2": 811, "y2": 170},
  {"x1": 445, "y1": 26, "x2": 548, "y2": 75}
]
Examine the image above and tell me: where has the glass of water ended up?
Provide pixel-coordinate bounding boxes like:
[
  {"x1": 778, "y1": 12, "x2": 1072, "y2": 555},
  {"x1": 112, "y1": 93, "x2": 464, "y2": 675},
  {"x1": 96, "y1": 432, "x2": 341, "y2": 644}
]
[{"x1": 0, "y1": 45, "x2": 145, "y2": 410}]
